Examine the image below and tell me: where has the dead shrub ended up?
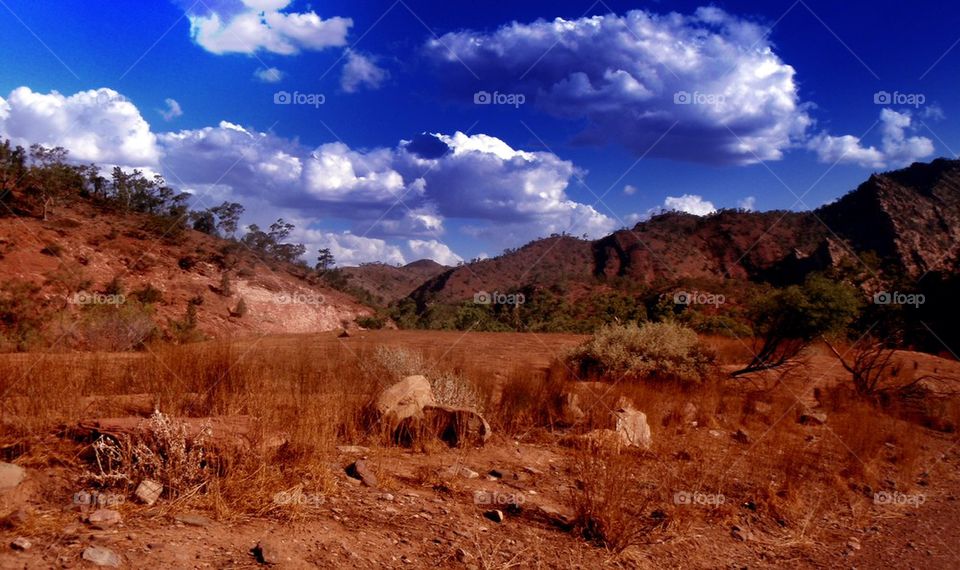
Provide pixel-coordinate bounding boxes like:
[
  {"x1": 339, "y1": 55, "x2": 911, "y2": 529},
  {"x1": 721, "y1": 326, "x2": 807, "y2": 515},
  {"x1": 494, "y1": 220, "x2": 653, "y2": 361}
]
[
  {"x1": 569, "y1": 448, "x2": 660, "y2": 552},
  {"x1": 85, "y1": 411, "x2": 212, "y2": 499}
]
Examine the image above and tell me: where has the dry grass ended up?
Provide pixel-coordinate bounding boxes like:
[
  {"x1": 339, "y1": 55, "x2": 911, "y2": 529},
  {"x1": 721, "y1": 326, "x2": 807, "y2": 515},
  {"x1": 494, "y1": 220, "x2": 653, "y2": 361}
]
[{"x1": 0, "y1": 330, "x2": 955, "y2": 555}]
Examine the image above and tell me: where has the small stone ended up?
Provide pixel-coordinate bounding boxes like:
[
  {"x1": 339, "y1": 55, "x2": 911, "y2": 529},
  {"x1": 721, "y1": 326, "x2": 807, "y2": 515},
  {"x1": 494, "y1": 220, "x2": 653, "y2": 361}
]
[
  {"x1": 253, "y1": 538, "x2": 297, "y2": 565},
  {"x1": 4, "y1": 508, "x2": 28, "y2": 528},
  {"x1": 174, "y1": 513, "x2": 211, "y2": 527},
  {"x1": 86, "y1": 509, "x2": 122, "y2": 529},
  {"x1": 753, "y1": 402, "x2": 773, "y2": 414},
  {"x1": 82, "y1": 546, "x2": 122, "y2": 567},
  {"x1": 456, "y1": 548, "x2": 472, "y2": 562},
  {"x1": 346, "y1": 460, "x2": 378, "y2": 488},
  {"x1": 135, "y1": 480, "x2": 163, "y2": 506},
  {"x1": 483, "y1": 510, "x2": 505, "y2": 524},
  {"x1": 731, "y1": 525, "x2": 751, "y2": 542},
  {"x1": 0, "y1": 462, "x2": 26, "y2": 491},
  {"x1": 10, "y1": 537, "x2": 32, "y2": 551},
  {"x1": 847, "y1": 538, "x2": 861, "y2": 551},
  {"x1": 732, "y1": 429, "x2": 751, "y2": 444},
  {"x1": 380, "y1": 493, "x2": 395, "y2": 501},
  {"x1": 798, "y1": 411, "x2": 827, "y2": 425}
]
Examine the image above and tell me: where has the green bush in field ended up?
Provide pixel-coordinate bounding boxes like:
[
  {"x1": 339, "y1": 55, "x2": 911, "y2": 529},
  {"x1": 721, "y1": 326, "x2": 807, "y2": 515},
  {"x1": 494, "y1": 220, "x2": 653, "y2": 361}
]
[{"x1": 565, "y1": 321, "x2": 715, "y2": 384}]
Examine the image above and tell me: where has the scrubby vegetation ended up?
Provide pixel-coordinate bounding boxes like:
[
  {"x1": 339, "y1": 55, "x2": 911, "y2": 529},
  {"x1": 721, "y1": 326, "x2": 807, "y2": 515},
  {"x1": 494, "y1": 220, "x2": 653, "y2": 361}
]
[
  {"x1": 564, "y1": 322, "x2": 715, "y2": 384},
  {"x1": 368, "y1": 345, "x2": 483, "y2": 411}
]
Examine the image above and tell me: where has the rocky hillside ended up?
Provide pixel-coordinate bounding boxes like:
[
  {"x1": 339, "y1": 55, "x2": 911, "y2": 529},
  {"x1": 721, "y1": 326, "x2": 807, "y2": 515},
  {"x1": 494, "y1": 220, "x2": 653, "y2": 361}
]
[
  {"x1": 337, "y1": 259, "x2": 450, "y2": 305},
  {"x1": 817, "y1": 157, "x2": 960, "y2": 278},
  {"x1": 0, "y1": 200, "x2": 370, "y2": 350},
  {"x1": 406, "y1": 159, "x2": 960, "y2": 305}
]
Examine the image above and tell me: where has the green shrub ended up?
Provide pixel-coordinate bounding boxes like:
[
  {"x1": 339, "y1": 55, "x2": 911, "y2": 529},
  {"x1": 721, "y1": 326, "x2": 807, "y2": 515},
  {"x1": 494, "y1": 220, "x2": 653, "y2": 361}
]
[
  {"x1": 40, "y1": 243, "x2": 63, "y2": 257},
  {"x1": 565, "y1": 321, "x2": 715, "y2": 384},
  {"x1": 76, "y1": 304, "x2": 157, "y2": 351},
  {"x1": 356, "y1": 315, "x2": 385, "y2": 329},
  {"x1": 132, "y1": 283, "x2": 164, "y2": 305}
]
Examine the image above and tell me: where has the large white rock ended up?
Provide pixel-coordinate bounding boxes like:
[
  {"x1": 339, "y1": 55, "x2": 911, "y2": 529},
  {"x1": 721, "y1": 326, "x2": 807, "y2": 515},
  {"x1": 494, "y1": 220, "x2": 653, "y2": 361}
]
[
  {"x1": 375, "y1": 375, "x2": 436, "y2": 422},
  {"x1": 0, "y1": 462, "x2": 25, "y2": 491},
  {"x1": 614, "y1": 408, "x2": 652, "y2": 449}
]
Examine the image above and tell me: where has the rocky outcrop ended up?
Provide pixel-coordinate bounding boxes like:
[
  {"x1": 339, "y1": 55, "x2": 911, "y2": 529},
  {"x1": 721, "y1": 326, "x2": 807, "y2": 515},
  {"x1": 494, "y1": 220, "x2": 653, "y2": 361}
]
[{"x1": 402, "y1": 159, "x2": 960, "y2": 306}]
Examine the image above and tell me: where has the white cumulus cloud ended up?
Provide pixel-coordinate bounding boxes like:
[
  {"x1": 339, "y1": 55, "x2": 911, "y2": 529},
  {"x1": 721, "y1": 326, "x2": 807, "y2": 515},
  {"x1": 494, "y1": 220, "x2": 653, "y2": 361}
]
[
  {"x1": 808, "y1": 109, "x2": 934, "y2": 169},
  {"x1": 184, "y1": 0, "x2": 351, "y2": 55},
  {"x1": 254, "y1": 67, "x2": 285, "y2": 83},
  {"x1": 663, "y1": 194, "x2": 716, "y2": 216},
  {"x1": 160, "y1": 98, "x2": 183, "y2": 121},
  {"x1": 299, "y1": 229, "x2": 407, "y2": 266},
  {"x1": 426, "y1": 7, "x2": 812, "y2": 165},
  {"x1": 407, "y1": 239, "x2": 462, "y2": 265},
  {"x1": 0, "y1": 86, "x2": 159, "y2": 168},
  {"x1": 737, "y1": 196, "x2": 756, "y2": 211},
  {"x1": 340, "y1": 50, "x2": 389, "y2": 93}
]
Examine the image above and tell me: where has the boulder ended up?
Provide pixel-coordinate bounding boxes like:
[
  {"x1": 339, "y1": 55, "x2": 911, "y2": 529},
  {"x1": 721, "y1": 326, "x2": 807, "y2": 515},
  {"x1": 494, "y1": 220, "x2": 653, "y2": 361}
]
[
  {"x1": 375, "y1": 375, "x2": 435, "y2": 424},
  {"x1": 614, "y1": 408, "x2": 652, "y2": 449},
  {"x1": 421, "y1": 405, "x2": 491, "y2": 447},
  {"x1": 0, "y1": 462, "x2": 25, "y2": 491},
  {"x1": 85, "y1": 509, "x2": 122, "y2": 529},
  {"x1": 345, "y1": 459, "x2": 378, "y2": 487},
  {"x1": 376, "y1": 377, "x2": 490, "y2": 447},
  {"x1": 82, "y1": 546, "x2": 122, "y2": 567}
]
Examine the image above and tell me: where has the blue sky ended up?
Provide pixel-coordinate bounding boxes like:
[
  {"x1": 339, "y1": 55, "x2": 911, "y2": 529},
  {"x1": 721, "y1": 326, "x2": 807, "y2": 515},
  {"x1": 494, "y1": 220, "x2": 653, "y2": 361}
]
[{"x1": 0, "y1": 0, "x2": 957, "y2": 265}]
